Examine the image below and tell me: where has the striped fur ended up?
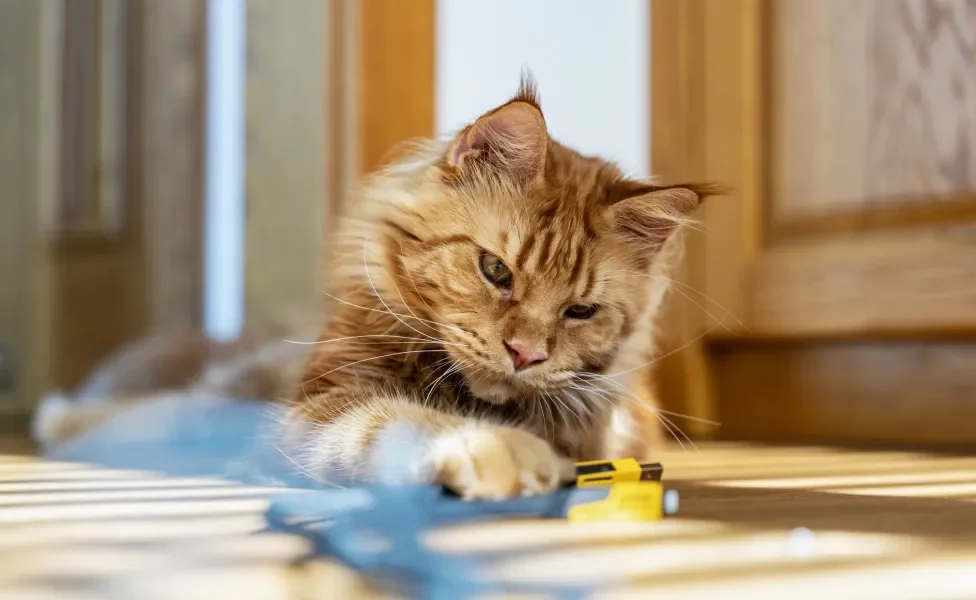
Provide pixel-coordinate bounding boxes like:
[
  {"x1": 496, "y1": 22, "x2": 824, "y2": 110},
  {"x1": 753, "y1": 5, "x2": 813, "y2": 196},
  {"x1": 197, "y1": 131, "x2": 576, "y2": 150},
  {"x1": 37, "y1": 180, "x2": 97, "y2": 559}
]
[{"x1": 285, "y1": 75, "x2": 723, "y2": 499}]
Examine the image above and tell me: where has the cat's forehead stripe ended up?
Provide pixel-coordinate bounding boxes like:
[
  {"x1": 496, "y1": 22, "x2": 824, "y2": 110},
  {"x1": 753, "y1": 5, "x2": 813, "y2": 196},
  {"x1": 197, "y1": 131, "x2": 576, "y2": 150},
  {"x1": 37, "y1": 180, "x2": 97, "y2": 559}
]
[
  {"x1": 580, "y1": 261, "x2": 597, "y2": 298},
  {"x1": 419, "y1": 233, "x2": 475, "y2": 251},
  {"x1": 514, "y1": 229, "x2": 537, "y2": 270},
  {"x1": 535, "y1": 230, "x2": 557, "y2": 270}
]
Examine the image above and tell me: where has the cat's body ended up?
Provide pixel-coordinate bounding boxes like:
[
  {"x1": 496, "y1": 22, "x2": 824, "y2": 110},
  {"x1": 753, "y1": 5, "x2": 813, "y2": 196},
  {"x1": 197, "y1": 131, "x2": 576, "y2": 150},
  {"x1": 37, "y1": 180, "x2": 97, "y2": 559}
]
[
  {"x1": 282, "y1": 78, "x2": 721, "y2": 499},
  {"x1": 32, "y1": 327, "x2": 312, "y2": 447}
]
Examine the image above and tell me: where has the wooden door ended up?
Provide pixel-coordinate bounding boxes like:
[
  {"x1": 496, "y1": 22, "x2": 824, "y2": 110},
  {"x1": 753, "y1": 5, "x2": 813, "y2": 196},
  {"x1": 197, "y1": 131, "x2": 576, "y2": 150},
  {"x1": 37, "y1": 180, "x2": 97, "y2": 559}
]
[
  {"x1": 653, "y1": 0, "x2": 976, "y2": 447},
  {"x1": 52, "y1": 0, "x2": 207, "y2": 389}
]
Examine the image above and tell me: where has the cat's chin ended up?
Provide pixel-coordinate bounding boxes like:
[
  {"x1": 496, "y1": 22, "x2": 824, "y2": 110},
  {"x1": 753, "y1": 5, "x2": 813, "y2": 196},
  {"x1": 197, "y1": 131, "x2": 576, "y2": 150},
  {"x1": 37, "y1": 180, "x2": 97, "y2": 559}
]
[
  {"x1": 464, "y1": 378, "x2": 518, "y2": 404},
  {"x1": 464, "y1": 376, "x2": 559, "y2": 405}
]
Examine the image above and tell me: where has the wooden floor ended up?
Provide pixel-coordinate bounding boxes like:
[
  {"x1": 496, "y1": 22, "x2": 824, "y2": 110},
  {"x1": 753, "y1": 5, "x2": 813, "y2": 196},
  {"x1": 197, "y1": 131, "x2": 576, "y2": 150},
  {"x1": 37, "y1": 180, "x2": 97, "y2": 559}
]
[{"x1": 2, "y1": 442, "x2": 975, "y2": 599}]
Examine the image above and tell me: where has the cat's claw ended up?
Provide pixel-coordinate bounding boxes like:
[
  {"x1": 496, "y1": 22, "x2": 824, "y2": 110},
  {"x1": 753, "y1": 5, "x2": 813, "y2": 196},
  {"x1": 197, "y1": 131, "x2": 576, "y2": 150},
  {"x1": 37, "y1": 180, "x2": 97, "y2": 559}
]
[{"x1": 431, "y1": 426, "x2": 572, "y2": 500}]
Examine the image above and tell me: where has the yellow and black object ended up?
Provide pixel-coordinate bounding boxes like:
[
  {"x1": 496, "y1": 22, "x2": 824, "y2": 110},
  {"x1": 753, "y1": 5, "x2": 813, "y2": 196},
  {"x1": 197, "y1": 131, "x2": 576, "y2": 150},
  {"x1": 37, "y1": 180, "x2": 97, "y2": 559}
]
[
  {"x1": 563, "y1": 482, "x2": 679, "y2": 523},
  {"x1": 572, "y1": 458, "x2": 663, "y2": 487},
  {"x1": 562, "y1": 459, "x2": 678, "y2": 523}
]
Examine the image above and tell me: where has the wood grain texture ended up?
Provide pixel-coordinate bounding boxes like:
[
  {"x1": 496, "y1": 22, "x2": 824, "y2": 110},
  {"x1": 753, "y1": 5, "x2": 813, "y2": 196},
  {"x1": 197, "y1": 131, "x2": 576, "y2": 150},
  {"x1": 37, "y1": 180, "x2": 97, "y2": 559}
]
[
  {"x1": 770, "y1": 0, "x2": 976, "y2": 224},
  {"x1": 94, "y1": 0, "x2": 129, "y2": 233},
  {"x1": 328, "y1": 0, "x2": 362, "y2": 224},
  {"x1": 52, "y1": 244, "x2": 148, "y2": 388},
  {"x1": 5, "y1": 445, "x2": 976, "y2": 597},
  {"x1": 244, "y1": 0, "x2": 327, "y2": 332},
  {"x1": 651, "y1": 0, "x2": 764, "y2": 332},
  {"x1": 55, "y1": 0, "x2": 128, "y2": 235},
  {"x1": 52, "y1": 0, "x2": 205, "y2": 388},
  {"x1": 656, "y1": 0, "x2": 976, "y2": 446},
  {"x1": 327, "y1": 0, "x2": 348, "y2": 230},
  {"x1": 0, "y1": 0, "x2": 56, "y2": 413},
  {"x1": 711, "y1": 340, "x2": 976, "y2": 446},
  {"x1": 650, "y1": 0, "x2": 710, "y2": 435},
  {"x1": 651, "y1": 0, "x2": 763, "y2": 435},
  {"x1": 769, "y1": 192, "x2": 976, "y2": 241},
  {"x1": 745, "y1": 224, "x2": 976, "y2": 336},
  {"x1": 136, "y1": 0, "x2": 206, "y2": 332},
  {"x1": 57, "y1": 0, "x2": 99, "y2": 232},
  {"x1": 357, "y1": 0, "x2": 435, "y2": 174}
]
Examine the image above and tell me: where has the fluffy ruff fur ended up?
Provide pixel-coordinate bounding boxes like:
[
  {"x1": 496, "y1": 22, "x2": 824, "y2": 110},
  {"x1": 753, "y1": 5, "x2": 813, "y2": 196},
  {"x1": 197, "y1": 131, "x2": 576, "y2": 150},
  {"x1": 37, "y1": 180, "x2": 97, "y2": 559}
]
[{"x1": 283, "y1": 75, "x2": 723, "y2": 499}]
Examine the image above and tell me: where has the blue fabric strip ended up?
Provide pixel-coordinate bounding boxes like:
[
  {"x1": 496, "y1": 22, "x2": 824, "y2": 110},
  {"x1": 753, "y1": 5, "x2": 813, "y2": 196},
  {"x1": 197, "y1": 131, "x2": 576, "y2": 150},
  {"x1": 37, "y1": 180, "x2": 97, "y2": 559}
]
[{"x1": 42, "y1": 394, "x2": 600, "y2": 598}]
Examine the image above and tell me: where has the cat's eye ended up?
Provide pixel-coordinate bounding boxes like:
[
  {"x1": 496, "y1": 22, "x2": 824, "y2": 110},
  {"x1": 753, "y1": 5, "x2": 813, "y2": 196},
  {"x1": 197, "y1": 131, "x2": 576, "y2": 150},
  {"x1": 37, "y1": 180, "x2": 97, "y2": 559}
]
[
  {"x1": 479, "y1": 251, "x2": 513, "y2": 291},
  {"x1": 564, "y1": 304, "x2": 598, "y2": 320}
]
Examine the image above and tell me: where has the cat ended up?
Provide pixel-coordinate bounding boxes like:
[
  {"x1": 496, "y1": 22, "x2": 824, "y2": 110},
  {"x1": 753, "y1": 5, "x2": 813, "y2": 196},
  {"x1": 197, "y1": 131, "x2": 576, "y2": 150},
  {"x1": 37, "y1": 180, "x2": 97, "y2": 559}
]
[
  {"x1": 280, "y1": 75, "x2": 723, "y2": 499},
  {"x1": 32, "y1": 325, "x2": 312, "y2": 447}
]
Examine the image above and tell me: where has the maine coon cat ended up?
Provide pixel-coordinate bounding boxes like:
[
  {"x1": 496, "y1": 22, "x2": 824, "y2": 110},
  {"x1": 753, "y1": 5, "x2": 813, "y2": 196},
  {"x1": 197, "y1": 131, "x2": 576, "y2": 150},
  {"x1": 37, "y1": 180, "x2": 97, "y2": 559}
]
[{"x1": 283, "y1": 76, "x2": 723, "y2": 499}]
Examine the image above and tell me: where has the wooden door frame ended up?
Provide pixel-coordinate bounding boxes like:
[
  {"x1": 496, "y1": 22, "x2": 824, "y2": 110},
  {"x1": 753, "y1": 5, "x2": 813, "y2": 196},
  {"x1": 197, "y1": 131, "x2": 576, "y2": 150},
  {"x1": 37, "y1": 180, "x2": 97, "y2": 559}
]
[
  {"x1": 650, "y1": 0, "x2": 766, "y2": 438},
  {"x1": 327, "y1": 0, "x2": 435, "y2": 222},
  {"x1": 52, "y1": 0, "x2": 207, "y2": 390}
]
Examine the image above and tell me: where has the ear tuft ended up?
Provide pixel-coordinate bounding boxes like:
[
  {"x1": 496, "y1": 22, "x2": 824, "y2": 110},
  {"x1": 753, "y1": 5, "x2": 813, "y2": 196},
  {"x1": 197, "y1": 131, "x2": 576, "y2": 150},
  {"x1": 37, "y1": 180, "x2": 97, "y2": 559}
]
[
  {"x1": 609, "y1": 180, "x2": 730, "y2": 246},
  {"x1": 512, "y1": 68, "x2": 542, "y2": 111}
]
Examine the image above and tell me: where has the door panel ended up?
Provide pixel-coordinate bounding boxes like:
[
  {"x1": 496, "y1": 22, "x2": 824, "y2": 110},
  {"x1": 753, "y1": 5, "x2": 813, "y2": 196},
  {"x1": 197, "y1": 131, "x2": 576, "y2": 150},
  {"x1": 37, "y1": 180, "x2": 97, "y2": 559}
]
[
  {"x1": 771, "y1": 0, "x2": 976, "y2": 223},
  {"x1": 652, "y1": 0, "x2": 976, "y2": 446},
  {"x1": 754, "y1": 0, "x2": 976, "y2": 337},
  {"x1": 749, "y1": 224, "x2": 976, "y2": 336},
  {"x1": 713, "y1": 339, "x2": 976, "y2": 446}
]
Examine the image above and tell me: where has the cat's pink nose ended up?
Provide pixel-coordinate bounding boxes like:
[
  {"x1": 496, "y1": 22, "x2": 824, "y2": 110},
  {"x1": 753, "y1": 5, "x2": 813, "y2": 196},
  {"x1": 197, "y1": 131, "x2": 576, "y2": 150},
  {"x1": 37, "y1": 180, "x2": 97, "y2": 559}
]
[{"x1": 505, "y1": 341, "x2": 548, "y2": 371}]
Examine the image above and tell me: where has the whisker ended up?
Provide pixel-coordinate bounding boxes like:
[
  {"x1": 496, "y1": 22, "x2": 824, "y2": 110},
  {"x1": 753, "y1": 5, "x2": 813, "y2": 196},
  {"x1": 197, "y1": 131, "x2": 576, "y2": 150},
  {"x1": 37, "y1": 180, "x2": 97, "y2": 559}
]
[
  {"x1": 551, "y1": 391, "x2": 585, "y2": 430},
  {"x1": 423, "y1": 359, "x2": 466, "y2": 407},
  {"x1": 321, "y1": 290, "x2": 465, "y2": 339},
  {"x1": 655, "y1": 411, "x2": 697, "y2": 450},
  {"x1": 417, "y1": 358, "x2": 454, "y2": 394},
  {"x1": 285, "y1": 333, "x2": 465, "y2": 348},
  {"x1": 582, "y1": 378, "x2": 690, "y2": 450},
  {"x1": 400, "y1": 246, "x2": 460, "y2": 328},
  {"x1": 578, "y1": 322, "x2": 724, "y2": 381},
  {"x1": 362, "y1": 239, "x2": 441, "y2": 343},
  {"x1": 272, "y1": 444, "x2": 346, "y2": 489},
  {"x1": 380, "y1": 261, "x2": 434, "y2": 331},
  {"x1": 579, "y1": 375, "x2": 696, "y2": 450},
  {"x1": 574, "y1": 373, "x2": 721, "y2": 427},
  {"x1": 303, "y1": 349, "x2": 449, "y2": 385},
  {"x1": 545, "y1": 392, "x2": 566, "y2": 429},
  {"x1": 575, "y1": 377, "x2": 721, "y2": 428},
  {"x1": 654, "y1": 411, "x2": 689, "y2": 450},
  {"x1": 539, "y1": 394, "x2": 553, "y2": 443},
  {"x1": 604, "y1": 270, "x2": 747, "y2": 331}
]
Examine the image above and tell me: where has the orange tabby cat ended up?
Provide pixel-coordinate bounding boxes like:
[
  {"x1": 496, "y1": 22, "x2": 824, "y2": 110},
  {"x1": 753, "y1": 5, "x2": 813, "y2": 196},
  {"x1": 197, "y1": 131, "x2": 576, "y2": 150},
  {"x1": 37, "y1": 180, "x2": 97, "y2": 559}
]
[{"x1": 284, "y1": 76, "x2": 722, "y2": 499}]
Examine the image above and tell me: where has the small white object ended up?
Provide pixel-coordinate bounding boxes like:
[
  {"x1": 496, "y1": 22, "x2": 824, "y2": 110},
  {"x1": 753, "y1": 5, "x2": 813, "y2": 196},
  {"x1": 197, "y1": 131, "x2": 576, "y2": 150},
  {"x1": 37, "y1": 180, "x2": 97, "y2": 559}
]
[
  {"x1": 663, "y1": 489, "x2": 680, "y2": 515},
  {"x1": 788, "y1": 526, "x2": 816, "y2": 558},
  {"x1": 31, "y1": 390, "x2": 73, "y2": 446}
]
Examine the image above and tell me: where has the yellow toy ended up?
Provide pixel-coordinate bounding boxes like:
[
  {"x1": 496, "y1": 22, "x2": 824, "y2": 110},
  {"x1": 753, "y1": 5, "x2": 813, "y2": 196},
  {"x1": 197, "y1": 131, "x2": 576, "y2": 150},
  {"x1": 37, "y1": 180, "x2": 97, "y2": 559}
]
[
  {"x1": 564, "y1": 459, "x2": 678, "y2": 523},
  {"x1": 566, "y1": 481, "x2": 679, "y2": 523},
  {"x1": 573, "y1": 458, "x2": 663, "y2": 487}
]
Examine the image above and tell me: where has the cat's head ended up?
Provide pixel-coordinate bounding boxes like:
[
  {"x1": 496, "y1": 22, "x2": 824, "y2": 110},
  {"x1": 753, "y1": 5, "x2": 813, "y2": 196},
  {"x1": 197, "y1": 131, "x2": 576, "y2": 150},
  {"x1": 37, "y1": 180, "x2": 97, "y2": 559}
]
[{"x1": 382, "y1": 76, "x2": 724, "y2": 404}]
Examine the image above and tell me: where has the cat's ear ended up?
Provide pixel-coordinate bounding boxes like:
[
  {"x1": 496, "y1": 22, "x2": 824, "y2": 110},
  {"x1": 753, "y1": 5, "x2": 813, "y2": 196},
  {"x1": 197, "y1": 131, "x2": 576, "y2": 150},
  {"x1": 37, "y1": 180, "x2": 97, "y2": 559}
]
[
  {"x1": 444, "y1": 77, "x2": 548, "y2": 187},
  {"x1": 608, "y1": 181, "x2": 729, "y2": 246}
]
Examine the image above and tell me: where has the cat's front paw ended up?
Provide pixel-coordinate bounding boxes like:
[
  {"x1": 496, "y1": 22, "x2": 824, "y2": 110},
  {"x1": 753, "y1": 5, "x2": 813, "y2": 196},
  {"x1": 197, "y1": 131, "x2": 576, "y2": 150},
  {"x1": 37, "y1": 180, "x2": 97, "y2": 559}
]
[{"x1": 431, "y1": 426, "x2": 574, "y2": 500}]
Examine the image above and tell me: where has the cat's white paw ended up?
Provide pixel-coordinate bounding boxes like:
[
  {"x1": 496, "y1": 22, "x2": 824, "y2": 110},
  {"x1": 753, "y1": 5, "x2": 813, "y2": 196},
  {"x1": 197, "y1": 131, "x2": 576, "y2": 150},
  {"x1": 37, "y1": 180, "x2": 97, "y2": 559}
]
[{"x1": 431, "y1": 426, "x2": 574, "y2": 500}]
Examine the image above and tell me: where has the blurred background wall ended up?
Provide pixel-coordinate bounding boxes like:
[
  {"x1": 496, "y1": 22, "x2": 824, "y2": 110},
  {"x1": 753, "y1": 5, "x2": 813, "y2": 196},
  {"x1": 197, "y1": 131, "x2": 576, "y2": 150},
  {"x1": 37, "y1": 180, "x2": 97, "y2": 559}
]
[
  {"x1": 0, "y1": 0, "x2": 328, "y2": 421},
  {"x1": 2, "y1": 0, "x2": 975, "y2": 449},
  {"x1": 436, "y1": 0, "x2": 649, "y2": 178}
]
